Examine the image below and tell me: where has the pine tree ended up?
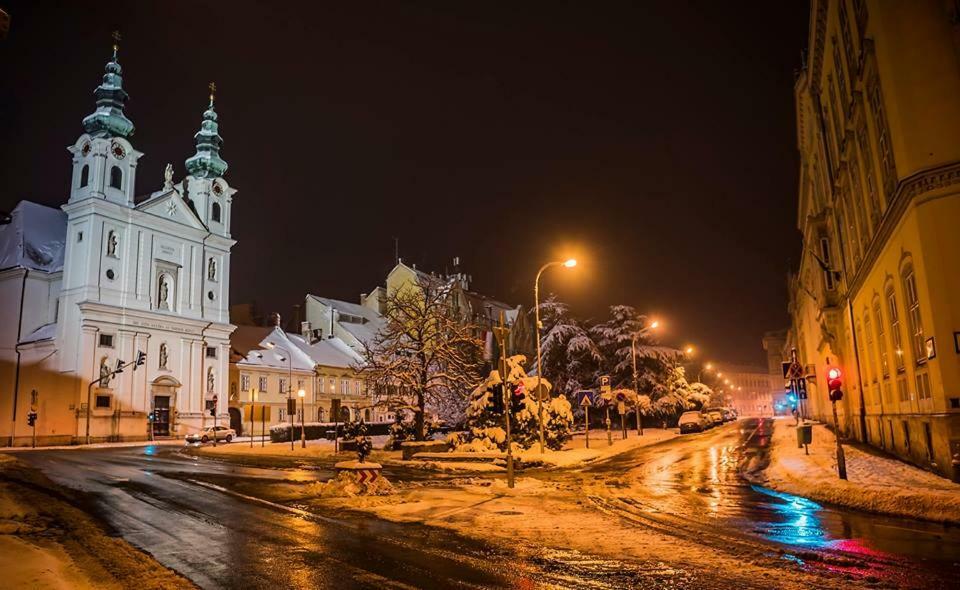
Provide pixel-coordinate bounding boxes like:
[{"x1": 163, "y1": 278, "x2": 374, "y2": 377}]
[
  {"x1": 536, "y1": 295, "x2": 600, "y2": 399},
  {"x1": 590, "y1": 305, "x2": 680, "y2": 393},
  {"x1": 459, "y1": 355, "x2": 574, "y2": 451}
]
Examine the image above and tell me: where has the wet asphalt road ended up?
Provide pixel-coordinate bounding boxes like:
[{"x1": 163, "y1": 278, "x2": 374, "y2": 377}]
[
  {"x1": 573, "y1": 417, "x2": 960, "y2": 588},
  {"x1": 19, "y1": 446, "x2": 526, "y2": 589},
  {"x1": 15, "y1": 419, "x2": 960, "y2": 589}
]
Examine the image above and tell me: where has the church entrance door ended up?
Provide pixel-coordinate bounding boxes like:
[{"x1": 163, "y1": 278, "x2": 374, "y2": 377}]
[
  {"x1": 153, "y1": 395, "x2": 171, "y2": 436},
  {"x1": 229, "y1": 407, "x2": 242, "y2": 435}
]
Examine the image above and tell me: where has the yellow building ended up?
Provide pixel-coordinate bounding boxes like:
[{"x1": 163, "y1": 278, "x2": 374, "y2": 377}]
[{"x1": 788, "y1": 0, "x2": 960, "y2": 480}]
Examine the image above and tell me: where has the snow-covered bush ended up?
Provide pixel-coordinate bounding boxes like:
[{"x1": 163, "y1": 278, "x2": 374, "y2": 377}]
[{"x1": 457, "y1": 355, "x2": 574, "y2": 452}]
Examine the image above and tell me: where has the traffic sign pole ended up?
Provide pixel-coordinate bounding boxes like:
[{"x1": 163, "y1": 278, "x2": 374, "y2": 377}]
[{"x1": 585, "y1": 405, "x2": 590, "y2": 448}]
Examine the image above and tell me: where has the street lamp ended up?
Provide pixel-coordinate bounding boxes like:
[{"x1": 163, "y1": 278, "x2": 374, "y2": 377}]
[
  {"x1": 631, "y1": 319, "x2": 660, "y2": 436},
  {"x1": 534, "y1": 257, "x2": 577, "y2": 453},
  {"x1": 264, "y1": 341, "x2": 294, "y2": 451},
  {"x1": 298, "y1": 388, "x2": 306, "y2": 449}
]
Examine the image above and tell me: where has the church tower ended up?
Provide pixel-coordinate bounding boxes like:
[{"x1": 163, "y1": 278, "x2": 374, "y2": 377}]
[
  {"x1": 67, "y1": 34, "x2": 142, "y2": 207},
  {"x1": 182, "y1": 83, "x2": 235, "y2": 238}
]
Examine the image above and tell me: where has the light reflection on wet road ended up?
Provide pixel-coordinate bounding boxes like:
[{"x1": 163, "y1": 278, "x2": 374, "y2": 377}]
[{"x1": 579, "y1": 417, "x2": 960, "y2": 586}]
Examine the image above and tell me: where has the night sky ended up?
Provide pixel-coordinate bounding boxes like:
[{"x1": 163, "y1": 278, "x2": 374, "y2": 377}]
[{"x1": 0, "y1": 1, "x2": 808, "y2": 366}]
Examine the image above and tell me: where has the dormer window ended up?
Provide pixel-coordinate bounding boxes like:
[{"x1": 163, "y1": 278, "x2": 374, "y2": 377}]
[{"x1": 110, "y1": 166, "x2": 122, "y2": 190}]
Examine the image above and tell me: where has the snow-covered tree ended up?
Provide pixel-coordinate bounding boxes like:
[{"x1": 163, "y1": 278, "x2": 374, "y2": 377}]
[
  {"x1": 360, "y1": 278, "x2": 485, "y2": 440},
  {"x1": 650, "y1": 366, "x2": 701, "y2": 416},
  {"x1": 535, "y1": 295, "x2": 600, "y2": 399},
  {"x1": 458, "y1": 355, "x2": 574, "y2": 451},
  {"x1": 590, "y1": 305, "x2": 680, "y2": 393},
  {"x1": 690, "y1": 382, "x2": 714, "y2": 408}
]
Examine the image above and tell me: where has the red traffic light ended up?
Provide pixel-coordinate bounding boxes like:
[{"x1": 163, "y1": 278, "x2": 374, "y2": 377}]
[{"x1": 827, "y1": 367, "x2": 842, "y2": 391}]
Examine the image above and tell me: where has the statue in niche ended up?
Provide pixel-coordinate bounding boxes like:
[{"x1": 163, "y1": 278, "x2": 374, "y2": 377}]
[
  {"x1": 207, "y1": 367, "x2": 215, "y2": 393},
  {"x1": 159, "y1": 343, "x2": 168, "y2": 370},
  {"x1": 106, "y1": 231, "x2": 118, "y2": 257},
  {"x1": 99, "y1": 356, "x2": 112, "y2": 388},
  {"x1": 208, "y1": 258, "x2": 216, "y2": 281},
  {"x1": 158, "y1": 275, "x2": 170, "y2": 308},
  {"x1": 163, "y1": 163, "x2": 174, "y2": 190}
]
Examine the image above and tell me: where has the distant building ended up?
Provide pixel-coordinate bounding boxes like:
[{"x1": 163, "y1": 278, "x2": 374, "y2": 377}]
[
  {"x1": 788, "y1": 1, "x2": 960, "y2": 480},
  {"x1": 0, "y1": 46, "x2": 236, "y2": 445},
  {"x1": 716, "y1": 364, "x2": 781, "y2": 417}
]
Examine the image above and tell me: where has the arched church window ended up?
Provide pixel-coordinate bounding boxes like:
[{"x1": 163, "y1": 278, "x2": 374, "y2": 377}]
[
  {"x1": 110, "y1": 166, "x2": 123, "y2": 190},
  {"x1": 80, "y1": 165, "x2": 89, "y2": 188},
  {"x1": 211, "y1": 202, "x2": 221, "y2": 223}
]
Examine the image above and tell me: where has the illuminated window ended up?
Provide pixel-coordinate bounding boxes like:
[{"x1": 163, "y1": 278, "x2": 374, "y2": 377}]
[
  {"x1": 902, "y1": 267, "x2": 924, "y2": 363},
  {"x1": 887, "y1": 286, "x2": 905, "y2": 372}
]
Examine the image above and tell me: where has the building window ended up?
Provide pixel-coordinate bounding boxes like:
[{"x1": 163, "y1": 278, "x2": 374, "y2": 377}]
[
  {"x1": 916, "y1": 371, "x2": 932, "y2": 401},
  {"x1": 832, "y1": 40, "x2": 848, "y2": 105},
  {"x1": 868, "y1": 74, "x2": 897, "y2": 199},
  {"x1": 902, "y1": 267, "x2": 924, "y2": 364},
  {"x1": 856, "y1": 322, "x2": 871, "y2": 393},
  {"x1": 279, "y1": 409, "x2": 285, "y2": 422},
  {"x1": 819, "y1": 237, "x2": 836, "y2": 291},
  {"x1": 864, "y1": 313, "x2": 876, "y2": 384},
  {"x1": 355, "y1": 380, "x2": 362, "y2": 396},
  {"x1": 897, "y1": 376, "x2": 909, "y2": 403},
  {"x1": 95, "y1": 395, "x2": 111, "y2": 409},
  {"x1": 206, "y1": 346, "x2": 217, "y2": 358},
  {"x1": 341, "y1": 379, "x2": 349, "y2": 395},
  {"x1": 258, "y1": 376, "x2": 268, "y2": 394},
  {"x1": 109, "y1": 166, "x2": 122, "y2": 190},
  {"x1": 887, "y1": 286, "x2": 906, "y2": 372},
  {"x1": 318, "y1": 408, "x2": 325, "y2": 422},
  {"x1": 240, "y1": 374, "x2": 250, "y2": 392},
  {"x1": 883, "y1": 381, "x2": 893, "y2": 405},
  {"x1": 99, "y1": 334, "x2": 114, "y2": 348},
  {"x1": 212, "y1": 202, "x2": 221, "y2": 223},
  {"x1": 874, "y1": 300, "x2": 888, "y2": 378},
  {"x1": 838, "y1": 0, "x2": 857, "y2": 75},
  {"x1": 328, "y1": 378, "x2": 335, "y2": 393},
  {"x1": 80, "y1": 165, "x2": 89, "y2": 188},
  {"x1": 297, "y1": 379, "x2": 304, "y2": 393},
  {"x1": 279, "y1": 378, "x2": 288, "y2": 395}
]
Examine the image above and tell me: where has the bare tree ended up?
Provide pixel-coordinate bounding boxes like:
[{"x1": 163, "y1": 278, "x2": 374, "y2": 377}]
[{"x1": 360, "y1": 278, "x2": 485, "y2": 440}]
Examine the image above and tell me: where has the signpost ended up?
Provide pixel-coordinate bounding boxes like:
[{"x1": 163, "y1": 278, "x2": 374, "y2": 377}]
[
  {"x1": 615, "y1": 391, "x2": 628, "y2": 439},
  {"x1": 212, "y1": 394, "x2": 219, "y2": 447},
  {"x1": 579, "y1": 391, "x2": 593, "y2": 448},
  {"x1": 494, "y1": 312, "x2": 515, "y2": 489},
  {"x1": 600, "y1": 376, "x2": 612, "y2": 445}
]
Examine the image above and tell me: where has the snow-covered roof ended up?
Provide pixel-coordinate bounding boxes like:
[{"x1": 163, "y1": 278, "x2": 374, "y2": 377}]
[
  {"x1": 288, "y1": 333, "x2": 362, "y2": 369},
  {"x1": 0, "y1": 201, "x2": 67, "y2": 272},
  {"x1": 305, "y1": 295, "x2": 384, "y2": 346},
  {"x1": 234, "y1": 326, "x2": 316, "y2": 372},
  {"x1": 19, "y1": 322, "x2": 57, "y2": 345}
]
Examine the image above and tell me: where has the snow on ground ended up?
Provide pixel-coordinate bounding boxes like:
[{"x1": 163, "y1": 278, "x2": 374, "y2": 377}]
[
  {"x1": 195, "y1": 435, "x2": 399, "y2": 462},
  {"x1": 518, "y1": 428, "x2": 677, "y2": 468},
  {"x1": 752, "y1": 418, "x2": 960, "y2": 524}
]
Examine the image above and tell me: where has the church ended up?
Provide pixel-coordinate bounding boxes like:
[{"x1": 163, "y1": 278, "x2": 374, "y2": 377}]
[{"x1": 0, "y1": 41, "x2": 236, "y2": 445}]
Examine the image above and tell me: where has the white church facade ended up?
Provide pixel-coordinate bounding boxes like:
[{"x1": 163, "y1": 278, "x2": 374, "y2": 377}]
[{"x1": 0, "y1": 44, "x2": 236, "y2": 445}]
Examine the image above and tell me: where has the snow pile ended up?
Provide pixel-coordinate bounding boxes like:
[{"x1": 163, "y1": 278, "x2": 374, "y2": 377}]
[
  {"x1": 753, "y1": 419, "x2": 960, "y2": 524},
  {"x1": 309, "y1": 468, "x2": 395, "y2": 497}
]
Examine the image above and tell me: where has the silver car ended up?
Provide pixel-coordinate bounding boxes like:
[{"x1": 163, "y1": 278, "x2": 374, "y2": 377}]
[{"x1": 185, "y1": 425, "x2": 235, "y2": 444}]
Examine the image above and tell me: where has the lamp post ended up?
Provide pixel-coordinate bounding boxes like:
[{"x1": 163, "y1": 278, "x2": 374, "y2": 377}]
[
  {"x1": 630, "y1": 320, "x2": 659, "y2": 436},
  {"x1": 533, "y1": 258, "x2": 577, "y2": 453},
  {"x1": 249, "y1": 387, "x2": 258, "y2": 448},
  {"x1": 298, "y1": 388, "x2": 306, "y2": 449},
  {"x1": 264, "y1": 342, "x2": 294, "y2": 451}
]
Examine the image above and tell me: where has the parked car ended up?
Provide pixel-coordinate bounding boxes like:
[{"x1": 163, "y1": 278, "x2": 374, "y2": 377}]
[
  {"x1": 678, "y1": 411, "x2": 710, "y2": 434},
  {"x1": 706, "y1": 407, "x2": 736, "y2": 423},
  {"x1": 185, "y1": 426, "x2": 235, "y2": 444},
  {"x1": 706, "y1": 410, "x2": 724, "y2": 426}
]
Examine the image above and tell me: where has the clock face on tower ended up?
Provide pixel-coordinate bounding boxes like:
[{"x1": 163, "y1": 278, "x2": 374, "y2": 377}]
[
  {"x1": 81, "y1": 142, "x2": 91, "y2": 156},
  {"x1": 111, "y1": 143, "x2": 126, "y2": 160},
  {"x1": 212, "y1": 182, "x2": 223, "y2": 196}
]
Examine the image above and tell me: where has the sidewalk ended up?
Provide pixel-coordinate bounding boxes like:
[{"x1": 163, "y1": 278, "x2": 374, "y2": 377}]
[
  {"x1": 750, "y1": 418, "x2": 960, "y2": 524},
  {"x1": 1, "y1": 439, "x2": 184, "y2": 452}
]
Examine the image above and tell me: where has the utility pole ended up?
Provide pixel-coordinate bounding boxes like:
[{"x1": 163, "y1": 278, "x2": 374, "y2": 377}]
[{"x1": 494, "y1": 312, "x2": 514, "y2": 489}]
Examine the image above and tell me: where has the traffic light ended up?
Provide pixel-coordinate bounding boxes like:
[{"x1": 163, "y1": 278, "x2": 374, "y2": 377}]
[
  {"x1": 115, "y1": 358, "x2": 124, "y2": 374},
  {"x1": 827, "y1": 367, "x2": 843, "y2": 401},
  {"x1": 510, "y1": 384, "x2": 526, "y2": 414},
  {"x1": 27, "y1": 410, "x2": 37, "y2": 427},
  {"x1": 135, "y1": 350, "x2": 146, "y2": 370},
  {"x1": 148, "y1": 410, "x2": 156, "y2": 422},
  {"x1": 488, "y1": 384, "x2": 504, "y2": 414}
]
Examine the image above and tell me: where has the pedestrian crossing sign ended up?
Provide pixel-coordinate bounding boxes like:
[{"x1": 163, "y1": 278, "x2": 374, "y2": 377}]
[{"x1": 579, "y1": 391, "x2": 593, "y2": 407}]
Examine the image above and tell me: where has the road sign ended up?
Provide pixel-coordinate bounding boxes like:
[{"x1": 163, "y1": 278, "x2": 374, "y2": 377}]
[
  {"x1": 795, "y1": 377, "x2": 807, "y2": 400},
  {"x1": 617, "y1": 401, "x2": 626, "y2": 414},
  {"x1": 600, "y1": 375, "x2": 611, "y2": 395},
  {"x1": 783, "y1": 361, "x2": 804, "y2": 380},
  {"x1": 579, "y1": 391, "x2": 593, "y2": 407}
]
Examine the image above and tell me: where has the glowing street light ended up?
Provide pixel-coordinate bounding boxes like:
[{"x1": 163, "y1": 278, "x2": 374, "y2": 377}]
[{"x1": 534, "y1": 257, "x2": 579, "y2": 453}]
